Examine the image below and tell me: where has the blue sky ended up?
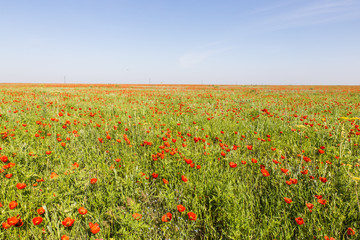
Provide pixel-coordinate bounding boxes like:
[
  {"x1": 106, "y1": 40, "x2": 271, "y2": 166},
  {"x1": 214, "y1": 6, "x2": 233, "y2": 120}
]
[{"x1": 1, "y1": 0, "x2": 359, "y2": 85}]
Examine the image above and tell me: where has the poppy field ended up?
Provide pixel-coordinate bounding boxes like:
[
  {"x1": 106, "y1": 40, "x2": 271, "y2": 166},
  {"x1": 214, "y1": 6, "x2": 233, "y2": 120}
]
[{"x1": 0, "y1": 84, "x2": 359, "y2": 240}]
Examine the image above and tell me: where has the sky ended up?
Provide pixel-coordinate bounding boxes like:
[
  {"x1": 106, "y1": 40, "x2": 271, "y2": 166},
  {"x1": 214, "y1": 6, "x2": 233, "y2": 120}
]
[{"x1": 0, "y1": 0, "x2": 360, "y2": 85}]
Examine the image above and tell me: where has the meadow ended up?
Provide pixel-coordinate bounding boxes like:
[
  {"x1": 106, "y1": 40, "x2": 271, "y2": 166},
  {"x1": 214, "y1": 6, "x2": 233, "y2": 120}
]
[{"x1": 0, "y1": 84, "x2": 359, "y2": 240}]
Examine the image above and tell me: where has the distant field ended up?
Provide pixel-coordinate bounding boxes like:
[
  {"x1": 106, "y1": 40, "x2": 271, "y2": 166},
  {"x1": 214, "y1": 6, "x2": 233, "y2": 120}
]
[{"x1": 0, "y1": 84, "x2": 359, "y2": 239}]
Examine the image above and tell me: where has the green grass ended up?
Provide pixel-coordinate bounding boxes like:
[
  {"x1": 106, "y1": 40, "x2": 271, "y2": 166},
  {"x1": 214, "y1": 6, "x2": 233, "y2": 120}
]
[{"x1": 0, "y1": 85, "x2": 359, "y2": 239}]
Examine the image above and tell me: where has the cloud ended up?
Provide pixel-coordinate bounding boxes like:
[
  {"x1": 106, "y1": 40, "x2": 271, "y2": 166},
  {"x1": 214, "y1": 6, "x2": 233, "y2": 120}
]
[
  {"x1": 240, "y1": 0, "x2": 360, "y2": 34},
  {"x1": 179, "y1": 48, "x2": 230, "y2": 68}
]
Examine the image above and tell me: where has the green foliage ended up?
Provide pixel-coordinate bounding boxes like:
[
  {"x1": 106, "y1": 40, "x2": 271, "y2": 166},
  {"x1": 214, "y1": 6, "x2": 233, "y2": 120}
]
[{"x1": 0, "y1": 85, "x2": 359, "y2": 239}]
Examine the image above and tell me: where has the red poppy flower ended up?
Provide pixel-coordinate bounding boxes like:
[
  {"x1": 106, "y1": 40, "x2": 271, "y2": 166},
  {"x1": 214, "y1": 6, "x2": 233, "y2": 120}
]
[
  {"x1": 318, "y1": 149, "x2": 325, "y2": 154},
  {"x1": 5, "y1": 173, "x2": 13, "y2": 179},
  {"x1": 295, "y1": 217, "x2": 304, "y2": 225},
  {"x1": 284, "y1": 197, "x2": 292, "y2": 204},
  {"x1": 324, "y1": 236, "x2": 335, "y2": 240},
  {"x1": 89, "y1": 222, "x2": 100, "y2": 234},
  {"x1": 62, "y1": 217, "x2": 75, "y2": 227},
  {"x1": 32, "y1": 217, "x2": 43, "y2": 225},
  {"x1": 229, "y1": 162, "x2": 237, "y2": 168},
  {"x1": 347, "y1": 227, "x2": 355, "y2": 236},
  {"x1": 306, "y1": 203, "x2": 314, "y2": 212},
  {"x1": 7, "y1": 216, "x2": 19, "y2": 226},
  {"x1": 1, "y1": 155, "x2": 8, "y2": 163},
  {"x1": 90, "y1": 178, "x2": 97, "y2": 184},
  {"x1": 318, "y1": 199, "x2": 327, "y2": 205},
  {"x1": 177, "y1": 204, "x2": 186, "y2": 212},
  {"x1": 78, "y1": 207, "x2": 88, "y2": 215},
  {"x1": 181, "y1": 175, "x2": 188, "y2": 183},
  {"x1": 2, "y1": 222, "x2": 11, "y2": 229},
  {"x1": 50, "y1": 172, "x2": 58, "y2": 179},
  {"x1": 261, "y1": 169, "x2": 270, "y2": 177},
  {"x1": 9, "y1": 201, "x2": 17, "y2": 209},
  {"x1": 132, "y1": 213, "x2": 142, "y2": 221},
  {"x1": 152, "y1": 173, "x2": 158, "y2": 179},
  {"x1": 16, "y1": 183, "x2": 26, "y2": 190},
  {"x1": 315, "y1": 195, "x2": 323, "y2": 199},
  {"x1": 37, "y1": 207, "x2": 45, "y2": 215},
  {"x1": 161, "y1": 212, "x2": 172, "y2": 222},
  {"x1": 162, "y1": 179, "x2": 169, "y2": 184},
  {"x1": 188, "y1": 212, "x2": 197, "y2": 221},
  {"x1": 247, "y1": 145, "x2": 253, "y2": 150},
  {"x1": 319, "y1": 177, "x2": 327, "y2": 183},
  {"x1": 290, "y1": 178, "x2": 298, "y2": 184},
  {"x1": 61, "y1": 235, "x2": 70, "y2": 240}
]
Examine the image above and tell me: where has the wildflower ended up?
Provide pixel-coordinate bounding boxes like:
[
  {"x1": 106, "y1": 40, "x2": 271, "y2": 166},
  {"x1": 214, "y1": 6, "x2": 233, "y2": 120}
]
[
  {"x1": 261, "y1": 169, "x2": 270, "y2": 177},
  {"x1": 284, "y1": 197, "x2": 292, "y2": 204},
  {"x1": 188, "y1": 212, "x2": 197, "y2": 221},
  {"x1": 90, "y1": 178, "x2": 97, "y2": 184},
  {"x1": 7, "y1": 216, "x2": 19, "y2": 226},
  {"x1": 78, "y1": 207, "x2": 88, "y2": 215},
  {"x1": 62, "y1": 217, "x2": 75, "y2": 227},
  {"x1": 324, "y1": 236, "x2": 335, "y2": 240},
  {"x1": 295, "y1": 217, "x2": 304, "y2": 225},
  {"x1": 229, "y1": 162, "x2": 237, "y2": 168},
  {"x1": 5, "y1": 173, "x2": 13, "y2": 178},
  {"x1": 306, "y1": 203, "x2": 314, "y2": 212},
  {"x1": 161, "y1": 212, "x2": 172, "y2": 222},
  {"x1": 50, "y1": 172, "x2": 58, "y2": 179},
  {"x1": 177, "y1": 204, "x2": 186, "y2": 212},
  {"x1": 61, "y1": 235, "x2": 70, "y2": 240},
  {"x1": 2, "y1": 222, "x2": 11, "y2": 229},
  {"x1": 32, "y1": 217, "x2": 43, "y2": 225},
  {"x1": 132, "y1": 213, "x2": 142, "y2": 221},
  {"x1": 89, "y1": 222, "x2": 100, "y2": 234},
  {"x1": 16, "y1": 183, "x2": 26, "y2": 190},
  {"x1": 181, "y1": 175, "x2": 188, "y2": 183},
  {"x1": 290, "y1": 178, "x2": 298, "y2": 184},
  {"x1": 9, "y1": 201, "x2": 17, "y2": 209},
  {"x1": 319, "y1": 177, "x2": 327, "y2": 183},
  {"x1": 37, "y1": 207, "x2": 45, "y2": 215},
  {"x1": 347, "y1": 227, "x2": 355, "y2": 236}
]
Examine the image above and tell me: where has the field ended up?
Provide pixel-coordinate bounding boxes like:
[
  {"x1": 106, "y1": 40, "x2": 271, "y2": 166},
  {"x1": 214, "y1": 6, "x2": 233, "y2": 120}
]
[{"x1": 0, "y1": 84, "x2": 359, "y2": 240}]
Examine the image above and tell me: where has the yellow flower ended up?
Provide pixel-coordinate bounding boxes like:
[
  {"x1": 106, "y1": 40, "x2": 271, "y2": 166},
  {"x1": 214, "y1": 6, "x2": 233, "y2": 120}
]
[{"x1": 352, "y1": 177, "x2": 360, "y2": 182}]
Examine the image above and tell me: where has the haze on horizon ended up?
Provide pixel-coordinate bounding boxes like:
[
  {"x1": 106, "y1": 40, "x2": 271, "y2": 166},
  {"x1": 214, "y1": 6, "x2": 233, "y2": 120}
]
[{"x1": 1, "y1": 0, "x2": 359, "y2": 85}]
